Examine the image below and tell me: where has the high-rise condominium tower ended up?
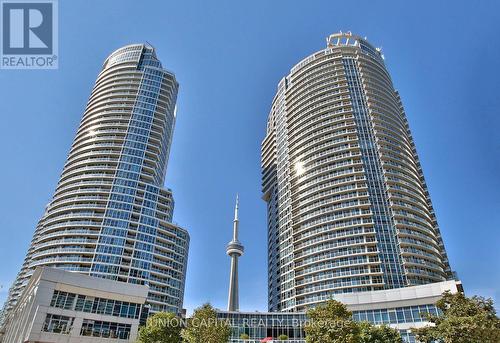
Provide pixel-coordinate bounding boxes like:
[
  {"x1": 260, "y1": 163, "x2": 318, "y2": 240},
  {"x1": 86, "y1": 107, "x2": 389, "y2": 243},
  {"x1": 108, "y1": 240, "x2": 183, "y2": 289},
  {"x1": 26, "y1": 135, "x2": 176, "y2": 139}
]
[
  {"x1": 1, "y1": 44, "x2": 189, "y2": 321},
  {"x1": 262, "y1": 32, "x2": 453, "y2": 312}
]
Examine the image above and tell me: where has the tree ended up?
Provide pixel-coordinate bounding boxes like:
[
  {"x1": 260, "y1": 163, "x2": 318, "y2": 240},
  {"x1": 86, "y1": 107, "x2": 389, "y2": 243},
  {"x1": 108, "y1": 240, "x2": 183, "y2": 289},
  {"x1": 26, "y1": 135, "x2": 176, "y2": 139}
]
[
  {"x1": 240, "y1": 333, "x2": 250, "y2": 340},
  {"x1": 358, "y1": 321, "x2": 402, "y2": 343},
  {"x1": 304, "y1": 299, "x2": 403, "y2": 343},
  {"x1": 136, "y1": 312, "x2": 182, "y2": 343},
  {"x1": 278, "y1": 334, "x2": 289, "y2": 340},
  {"x1": 181, "y1": 303, "x2": 231, "y2": 343},
  {"x1": 304, "y1": 299, "x2": 360, "y2": 343},
  {"x1": 412, "y1": 291, "x2": 500, "y2": 343}
]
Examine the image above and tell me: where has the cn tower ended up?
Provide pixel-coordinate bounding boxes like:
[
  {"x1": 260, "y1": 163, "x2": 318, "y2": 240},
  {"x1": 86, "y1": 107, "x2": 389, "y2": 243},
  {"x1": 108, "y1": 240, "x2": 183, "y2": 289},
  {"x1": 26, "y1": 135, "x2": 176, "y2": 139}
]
[{"x1": 226, "y1": 195, "x2": 244, "y2": 312}]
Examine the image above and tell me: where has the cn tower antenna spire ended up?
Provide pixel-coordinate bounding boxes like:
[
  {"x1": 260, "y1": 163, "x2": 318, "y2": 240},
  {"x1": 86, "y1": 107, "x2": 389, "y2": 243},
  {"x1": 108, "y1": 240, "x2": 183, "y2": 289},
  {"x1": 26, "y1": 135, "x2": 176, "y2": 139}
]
[
  {"x1": 233, "y1": 194, "x2": 239, "y2": 239},
  {"x1": 227, "y1": 194, "x2": 244, "y2": 312}
]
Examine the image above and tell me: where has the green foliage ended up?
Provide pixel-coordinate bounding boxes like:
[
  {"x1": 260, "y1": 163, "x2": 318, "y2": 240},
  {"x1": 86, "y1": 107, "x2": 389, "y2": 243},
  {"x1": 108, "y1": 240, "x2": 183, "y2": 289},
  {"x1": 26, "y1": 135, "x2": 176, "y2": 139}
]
[
  {"x1": 278, "y1": 334, "x2": 289, "y2": 340},
  {"x1": 136, "y1": 312, "x2": 182, "y2": 343},
  {"x1": 305, "y1": 299, "x2": 403, "y2": 343},
  {"x1": 358, "y1": 321, "x2": 402, "y2": 343},
  {"x1": 305, "y1": 299, "x2": 360, "y2": 343},
  {"x1": 412, "y1": 291, "x2": 500, "y2": 343},
  {"x1": 181, "y1": 303, "x2": 231, "y2": 343},
  {"x1": 240, "y1": 333, "x2": 250, "y2": 339}
]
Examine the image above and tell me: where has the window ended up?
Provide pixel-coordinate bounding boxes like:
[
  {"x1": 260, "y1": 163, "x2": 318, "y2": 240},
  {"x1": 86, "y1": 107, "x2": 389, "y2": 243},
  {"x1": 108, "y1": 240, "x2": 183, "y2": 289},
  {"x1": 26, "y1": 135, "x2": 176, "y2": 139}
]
[
  {"x1": 52, "y1": 291, "x2": 141, "y2": 319},
  {"x1": 42, "y1": 314, "x2": 74, "y2": 334},
  {"x1": 50, "y1": 291, "x2": 75, "y2": 310},
  {"x1": 75, "y1": 295, "x2": 85, "y2": 311},
  {"x1": 80, "y1": 320, "x2": 131, "y2": 340},
  {"x1": 387, "y1": 310, "x2": 396, "y2": 325},
  {"x1": 396, "y1": 309, "x2": 405, "y2": 323}
]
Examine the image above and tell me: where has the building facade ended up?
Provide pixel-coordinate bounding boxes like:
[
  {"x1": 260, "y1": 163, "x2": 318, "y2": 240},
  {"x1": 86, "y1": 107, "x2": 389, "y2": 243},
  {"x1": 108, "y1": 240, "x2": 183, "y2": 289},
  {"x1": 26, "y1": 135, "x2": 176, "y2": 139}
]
[
  {"x1": 262, "y1": 32, "x2": 453, "y2": 312},
  {"x1": 1, "y1": 267, "x2": 149, "y2": 343},
  {"x1": 218, "y1": 280, "x2": 462, "y2": 343},
  {"x1": 218, "y1": 311, "x2": 307, "y2": 342},
  {"x1": 1, "y1": 44, "x2": 189, "y2": 326}
]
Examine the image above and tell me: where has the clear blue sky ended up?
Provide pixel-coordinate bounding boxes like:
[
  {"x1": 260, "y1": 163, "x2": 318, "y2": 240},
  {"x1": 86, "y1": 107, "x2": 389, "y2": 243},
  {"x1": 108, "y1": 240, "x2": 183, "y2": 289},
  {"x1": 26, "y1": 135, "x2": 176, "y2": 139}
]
[{"x1": 0, "y1": 0, "x2": 499, "y2": 314}]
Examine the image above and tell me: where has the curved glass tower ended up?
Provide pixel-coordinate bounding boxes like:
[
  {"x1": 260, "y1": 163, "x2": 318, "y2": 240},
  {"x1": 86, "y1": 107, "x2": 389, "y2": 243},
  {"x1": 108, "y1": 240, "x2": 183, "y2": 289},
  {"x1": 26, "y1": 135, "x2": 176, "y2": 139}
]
[
  {"x1": 1, "y1": 44, "x2": 189, "y2": 321},
  {"x1": 262, "y1": 32, "x2": 453, "y2": 312}
]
